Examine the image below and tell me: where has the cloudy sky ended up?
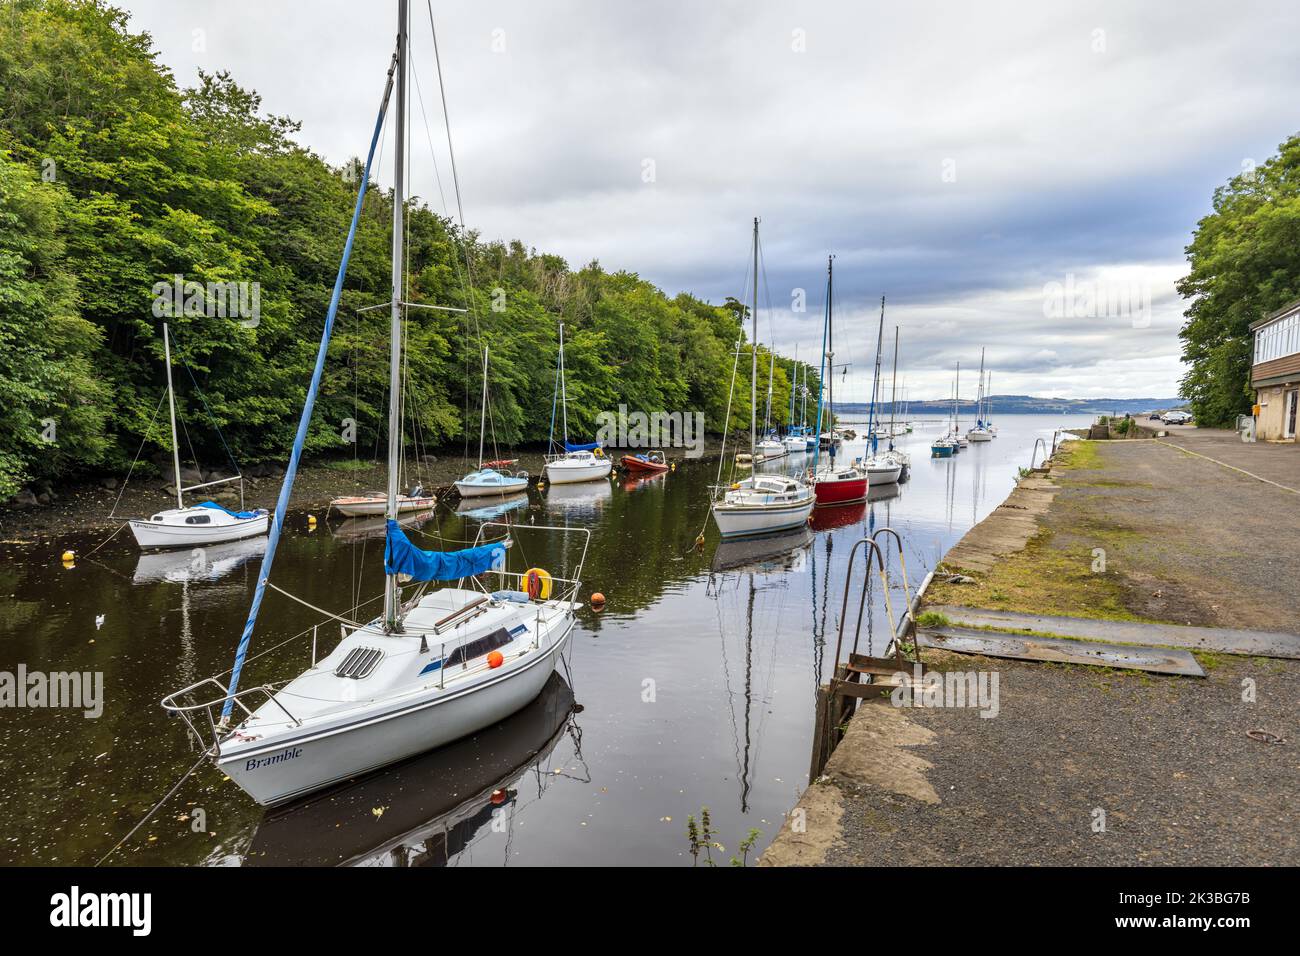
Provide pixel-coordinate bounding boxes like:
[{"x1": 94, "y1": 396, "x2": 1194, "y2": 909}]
[{"x1": 119, "y1": 0, "x2": 1300, "y2": 401}]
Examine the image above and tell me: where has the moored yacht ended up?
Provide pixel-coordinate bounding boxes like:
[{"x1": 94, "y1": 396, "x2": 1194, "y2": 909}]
[
  {"x1": 162, "y1": 2, "x2": 585, "y2": 808},
  {"x1": 710, "y1": 218, "x2": 814, "y2": 538}
]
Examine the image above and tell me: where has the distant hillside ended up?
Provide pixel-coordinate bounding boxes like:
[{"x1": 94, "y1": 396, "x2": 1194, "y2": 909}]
[{"x1": 836, "y1": 395, "x2": 1185, "y2": 417}]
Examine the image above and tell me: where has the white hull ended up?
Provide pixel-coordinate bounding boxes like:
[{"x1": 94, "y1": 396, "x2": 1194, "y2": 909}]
[
  {"x1": 865, "y1": 464, "x2": 902, "y2": 485},
  {"x1": 454, "y1": 476, "x2": 529, "y2": 497},
  {"x1": 218, "y1": 594, "x2": 575, "y2": 806},
  {"x1": 129, "y1": 513, "x2": 268, "y2": 549},
  {"x1": 543, "y1": 457, "x2": 612, "y2": 484},
  {"x1": 712, "y1": 499, "x2": 814, "y2": 538},
  {"x1": 966, "y1": 430, "x2": 993, "y2": 442},
  {"x1": 332, "y1": 496, "x2": 436, "y2": 517}
]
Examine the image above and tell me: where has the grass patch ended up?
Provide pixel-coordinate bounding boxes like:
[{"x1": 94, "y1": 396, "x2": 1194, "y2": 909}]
[
  {"x1": 1193, "y1": 650, "x2": 1226, "y2": 672},
  {"x1": 923, "y1": 528, "x2": 1144, "y2": 622},
  {"x1": 915, "y1": 611, "x2": 952, "y2": 629},
  {"x1": 1055, "y1": 440, "x2": 1101, "y2": 471}
]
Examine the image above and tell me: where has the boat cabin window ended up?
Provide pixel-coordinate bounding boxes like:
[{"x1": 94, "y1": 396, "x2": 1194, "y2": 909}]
[
  {"x1": 445, "y1": 627, "x2": 514, "y2": 668},
  {"x1": 184, "y1": 514, "x2": 212, "y2": 525}
]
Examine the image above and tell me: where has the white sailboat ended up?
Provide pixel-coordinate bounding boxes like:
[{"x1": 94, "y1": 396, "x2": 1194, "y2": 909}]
[
  {"x1": 858, "y1": 296, "x2": 902, "y2": 486},
  {"x1": 967, "y1": 347, "x2": 993, "y2": 442},
  {"x1": 711, "y1": 219, "x2": 814, "y2": 538},
  {"x1": 879, "y1": 326, "x2": 911, "y2": 479},
  {"x1": 454, "y1": 346, "x2": 530, "y2": 498},
  {"x1": 128, "y1": 323, "x2": 269, "y2": 549},
  {"x1": 163, "y1": 3, "x2": 585, "y2": 806},
  {"x1": 542, "y1": 323, "x2": 613, "y2": 484}
]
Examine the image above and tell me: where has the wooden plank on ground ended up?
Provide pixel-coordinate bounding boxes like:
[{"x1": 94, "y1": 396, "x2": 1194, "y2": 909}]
[
  {"x1": 917, "y1": 625, "x2": 1205, "y2": 676},
  {"x1": 927, "y1": 605, "x2": 1300, "y2": 660}
]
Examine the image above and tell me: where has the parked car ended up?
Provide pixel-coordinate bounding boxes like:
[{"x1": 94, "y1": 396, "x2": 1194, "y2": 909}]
[
  {"x1": 1161, "y1": 411, "x2": 1193, "y2": 425},
  {"x1": 1148, "y1": 413, "x2": 1163, "y2": 421}
]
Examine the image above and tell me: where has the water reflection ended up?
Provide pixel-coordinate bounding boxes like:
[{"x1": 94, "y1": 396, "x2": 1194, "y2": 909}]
[
  {"x1": 452, "y1": 491, "x2": 529, "y2": 521},
  {"x1": 0, "y1": 415, "x2": 1094, "y2": 866},
  {"x1": 246, "y1": 673, "x2": 579, "y2": 866},
  {"x1": 711, "y1": 526, "x2": 813, "y2": 573},
  {"x1": 132, "y1": 536, "x2": 268, "y2": 584},
  {"x1": 542, "y1": 478, "x2": 613, "y2": 517},
  {"x1": 330, "y1": 511, "x2": 438, "y2": 541}
]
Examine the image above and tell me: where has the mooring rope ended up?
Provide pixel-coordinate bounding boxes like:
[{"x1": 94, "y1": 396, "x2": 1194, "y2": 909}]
[{"x1": 95, "y1": 751, "x2": 209, "y2": 867}]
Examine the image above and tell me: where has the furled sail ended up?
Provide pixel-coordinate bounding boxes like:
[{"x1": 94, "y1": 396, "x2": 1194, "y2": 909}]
[{"x1": 384, "y1": 520, "x2": 507, "y2": 581}]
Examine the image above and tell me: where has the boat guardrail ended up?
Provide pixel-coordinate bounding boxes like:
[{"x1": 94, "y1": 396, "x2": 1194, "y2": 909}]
[
  {"x1": 161, "y1": 677, "x2": 302, "y2": 751},
  {"x1": 470, "y1": 522, "x2": 592, "y2": 606}
]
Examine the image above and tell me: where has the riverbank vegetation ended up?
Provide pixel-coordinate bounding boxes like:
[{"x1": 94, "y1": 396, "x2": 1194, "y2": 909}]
[
  {"x1": 0, "y1": 0, "x2": 819, "y2": 501},
  {"x1": 1178, "y1": 131, "x2": 1300, "y2": 427}
]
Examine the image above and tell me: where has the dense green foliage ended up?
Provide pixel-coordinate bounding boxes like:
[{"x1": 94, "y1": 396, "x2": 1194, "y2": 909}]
[
  {"x1": 1178, "y1": 133, "x2": 1300, "y2": 427},
  {"x1": 0, "y1": 0, "x2": 817, "y2": 498}
]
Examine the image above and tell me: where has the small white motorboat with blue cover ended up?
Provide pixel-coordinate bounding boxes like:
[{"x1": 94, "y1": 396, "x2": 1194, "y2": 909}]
[{"x1": 128, "y1": 323, "x2": 268, "y2": 549}]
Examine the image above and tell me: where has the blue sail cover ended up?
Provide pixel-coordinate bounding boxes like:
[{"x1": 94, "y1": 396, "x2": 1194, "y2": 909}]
[
  {"x1": 385, "y1": 520, "x2": 506, "y2": 581},
  {"x1": 564, "y1": 440, "x2": 602, "y2": 453},
  {"x1": 197, "y1": 501, "x2": 262, "y2": 520}
]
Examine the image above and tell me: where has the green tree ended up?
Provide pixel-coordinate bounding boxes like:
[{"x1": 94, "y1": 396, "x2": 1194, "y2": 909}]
[{"x1": 1178, "y1": 132, "x2": 1300, "y2": 427}]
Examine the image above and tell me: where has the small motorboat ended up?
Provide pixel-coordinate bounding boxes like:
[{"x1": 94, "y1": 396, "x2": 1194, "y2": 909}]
[
  {"x1": 128, "y1": 323, "x2": 269, "y2": 550},
  {"x1": 621, "y1": 450, "x2": 669, "y2": 474},
  {"x1": 457, "y1": 349, "x2": 531, "y2": 497},
  {"x1": 543, "y1": 326, "x2": 613, "y2": 484},
  {"x1": 755, "y1": 437, "x2": 787, "y2": 461},
  {"x1": 130, "y1": 501, "x2": 269, "y2": 549},
  {"x1": 711, "y1": 474, "x2": 815, "y2": 538},
  {"x1": 454, "y1": 467, "x2": 529, "y2": 498},
  {"x1": 860, "y1": 454, "x2": 902, "y2": 485},
  {"x1": 544, "y1": 448, "x2": 612, "y2": 484},
  {"x1": 331, "y1": 488, "x2": 436, "y2": 517}
]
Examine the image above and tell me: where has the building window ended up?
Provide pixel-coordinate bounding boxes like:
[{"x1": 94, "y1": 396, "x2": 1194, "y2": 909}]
[{"x1": 1255, "y1": 310, "x2": 1300, "y2": 365}]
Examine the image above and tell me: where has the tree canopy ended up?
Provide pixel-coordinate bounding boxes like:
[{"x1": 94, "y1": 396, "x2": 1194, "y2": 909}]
[
  {"x1": 0, "y1": 0, "x2": 818, "y2": 498},
  {"x1": 1178, "y1": 132, "x2": 1300, "y2": 427}
]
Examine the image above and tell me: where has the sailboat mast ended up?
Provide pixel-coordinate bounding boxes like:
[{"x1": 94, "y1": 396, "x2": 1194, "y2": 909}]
[
  {"x1": 559, "y1": 323, "x2": 569, "y2": 444},
  {"x1": 889, "y1": 325, "x2": 899, "y2": 446},
  {"x1": 383, "y1": 0, "x2": 408, "y2": 632},
  {"x1": 750, "y1": 217, "x2": 758, "y2": 459},
  {"x1": 162, "y1": 322, "x2": 183, "y2": 510},
  {"x1": 977, "y1": 346, "x2": 985, "y2": 425},
  {"x1": 954, "y1": 361, "x2": 961, "y2": 432},
  {"x1": 812, "y1": 256, "x2": 831, "y2": 475},
  {"x1": 826, "y1": 257, "x2": 834, "y2": 458},
  {"x1": 764, "y1": 350, "x2": 775, "y2": 433},
  {"x1": 788, "y1": 345, "x2": 797, "y2": 429},
  {"x1": 477, "y1": 346, "x2": 489, "y2": 467}
]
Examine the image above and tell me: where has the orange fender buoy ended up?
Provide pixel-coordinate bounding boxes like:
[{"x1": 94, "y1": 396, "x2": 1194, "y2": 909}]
[
  {"x1": 487, "y1": 650, "x2": 504, "y2": 668},
  {"x1": 590, "y1": 591, "x2": 606, "y2": 611}
]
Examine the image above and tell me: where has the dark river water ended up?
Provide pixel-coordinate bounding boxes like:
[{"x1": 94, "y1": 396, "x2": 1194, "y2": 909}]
[{"x1": 0, "y1": 414, "x2": 1089, "y2": 866}]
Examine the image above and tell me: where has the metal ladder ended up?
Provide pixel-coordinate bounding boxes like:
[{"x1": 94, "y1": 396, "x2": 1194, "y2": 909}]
[{"x1": 809, "y1": 527, "x2": 928, "y2": 778}]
